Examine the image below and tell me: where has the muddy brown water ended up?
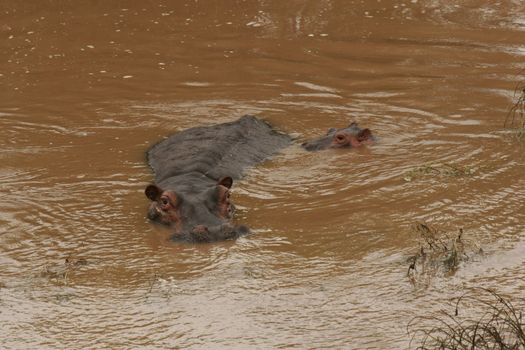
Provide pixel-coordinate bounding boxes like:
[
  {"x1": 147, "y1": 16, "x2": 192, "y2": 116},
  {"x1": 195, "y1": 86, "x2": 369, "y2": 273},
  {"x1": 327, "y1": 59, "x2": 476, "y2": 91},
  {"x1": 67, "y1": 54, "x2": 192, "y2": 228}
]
[{"x1": 1, "y1": 1, "x2": 525, "y2": 349}]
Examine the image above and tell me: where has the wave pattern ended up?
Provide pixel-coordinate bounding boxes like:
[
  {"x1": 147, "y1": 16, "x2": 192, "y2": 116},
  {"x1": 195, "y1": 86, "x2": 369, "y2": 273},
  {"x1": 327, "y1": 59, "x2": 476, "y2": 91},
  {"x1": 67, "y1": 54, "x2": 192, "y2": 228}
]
[{"x1": 2, "y1": 1, "x2": 525, "y2": 349}]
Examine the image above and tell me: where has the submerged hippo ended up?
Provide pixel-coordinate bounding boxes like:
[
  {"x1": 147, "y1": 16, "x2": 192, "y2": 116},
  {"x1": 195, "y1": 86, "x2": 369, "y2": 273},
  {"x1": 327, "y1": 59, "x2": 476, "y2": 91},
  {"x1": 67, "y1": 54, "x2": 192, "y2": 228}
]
[
  {"x1": 145, "y1": 115, "x2": 374, "y2": 242},
  {"x1": 145, "y1": 115, "x2": 291, "y2": 242},
  {"x1": 301, "y1": 122, "x2": 375, "y2": 151}
]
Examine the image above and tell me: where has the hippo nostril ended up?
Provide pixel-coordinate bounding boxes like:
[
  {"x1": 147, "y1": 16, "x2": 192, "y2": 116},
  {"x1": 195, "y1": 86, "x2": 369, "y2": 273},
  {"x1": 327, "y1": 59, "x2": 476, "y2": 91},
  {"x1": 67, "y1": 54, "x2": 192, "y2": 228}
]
[
  {"x1": 192, "y1": 225, "x2": 209, "y2": 234},
  {"x1": 334, "y1": 133, "x2": 346, "y2": 144},
  {"x1": 147, "y1": 206, "x2": 160, "y2": 220},
  {"x1": 190, "y1": 225, "x2": 211, "y2": 242}
]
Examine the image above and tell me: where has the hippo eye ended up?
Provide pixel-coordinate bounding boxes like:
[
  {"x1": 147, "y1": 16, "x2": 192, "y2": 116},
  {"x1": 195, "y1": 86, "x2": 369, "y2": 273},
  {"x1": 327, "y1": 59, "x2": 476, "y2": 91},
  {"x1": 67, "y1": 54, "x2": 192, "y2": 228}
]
[
  {"x1": 335, "y1": 134, "x2": 345, "y2": 142},
  {"x1": 160, "y1": 197, "x2": 169, "y2": 206}
]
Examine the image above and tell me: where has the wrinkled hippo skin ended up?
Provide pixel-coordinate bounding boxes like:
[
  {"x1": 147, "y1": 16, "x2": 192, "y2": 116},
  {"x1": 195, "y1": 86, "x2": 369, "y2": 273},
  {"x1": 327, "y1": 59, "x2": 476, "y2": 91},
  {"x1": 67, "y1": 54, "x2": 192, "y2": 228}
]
[
  {"x1": 145, "y1": 115, "x2": 291, "y2": 242},
  {"x1": 301, "y1": 122, "x2": 375, "y2": 151}
]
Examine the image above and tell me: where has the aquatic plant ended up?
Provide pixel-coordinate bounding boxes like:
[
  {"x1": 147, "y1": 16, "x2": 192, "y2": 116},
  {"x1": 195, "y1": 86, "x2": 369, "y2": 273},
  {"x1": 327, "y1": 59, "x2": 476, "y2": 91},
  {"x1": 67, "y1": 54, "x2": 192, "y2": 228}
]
[
  {"x1": 505, "y1": 80, "x2": 525, "y2": 140},
  {"x1": 408, "y1": 288, "x2": 525, "y2": 349},
  {"x1": 440, "y1": 163, "x2": 477, "y2": 177},
  {"x1": 407, "y1": 223, "x2": 482, "y2": 287},
  {"x1": 403, "y1": 163, "x2": 477, "y2": 182},
  {"x1": 145, "y1": 273, "x2": 178, "y2": 300},
  {"x1": 404, "y1": 164, "x2": 441, "y2": 182},
  {"x1": 39, "y1": 256, "x2": 88, "y2": 285}
]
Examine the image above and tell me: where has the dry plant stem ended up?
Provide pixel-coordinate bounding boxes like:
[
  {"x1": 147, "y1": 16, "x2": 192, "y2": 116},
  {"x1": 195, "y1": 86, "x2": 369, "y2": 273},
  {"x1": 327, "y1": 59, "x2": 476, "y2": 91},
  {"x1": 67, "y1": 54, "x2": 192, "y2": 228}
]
[
  {"x1": 408, "y1": 288, "x2": 525, "y2": 349},
  {"x1": 505, "y1": 80, "x2": 525, "y2": 139}
]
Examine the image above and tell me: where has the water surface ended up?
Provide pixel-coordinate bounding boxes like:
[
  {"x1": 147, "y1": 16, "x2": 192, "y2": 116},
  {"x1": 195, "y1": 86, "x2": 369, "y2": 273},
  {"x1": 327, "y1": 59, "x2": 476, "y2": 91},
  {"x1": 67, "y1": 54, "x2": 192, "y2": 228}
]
[{"x1": 1, "y1": 1, "x2": 525, "y2": 349}]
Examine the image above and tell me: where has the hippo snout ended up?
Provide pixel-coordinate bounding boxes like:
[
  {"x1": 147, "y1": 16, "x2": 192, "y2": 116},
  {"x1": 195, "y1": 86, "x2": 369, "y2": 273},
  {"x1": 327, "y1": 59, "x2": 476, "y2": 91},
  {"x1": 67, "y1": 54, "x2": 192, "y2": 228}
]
[
  {"x1": 147, "y1": 206, "x2": 160, "y2": 221},
  {"x1": 191, "y1": 225, "x2": 209, "y2": 235},
  {"x1": 183, "y1": 223, "x2": 250, "y2": 242}
]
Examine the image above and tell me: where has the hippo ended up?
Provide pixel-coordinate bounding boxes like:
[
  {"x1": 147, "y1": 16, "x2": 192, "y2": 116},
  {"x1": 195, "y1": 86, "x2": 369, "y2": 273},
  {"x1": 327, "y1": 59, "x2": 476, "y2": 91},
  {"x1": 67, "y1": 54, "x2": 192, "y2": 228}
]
[
  {"x1": 145, "y1": 115, "x2": 291, "y2": 242},
  {"x1": 145, "y1": 115, "x2": 375, "y2": 242},
  {"x1": 301, "y1": 122, "x2": 375, "y2": 151}
]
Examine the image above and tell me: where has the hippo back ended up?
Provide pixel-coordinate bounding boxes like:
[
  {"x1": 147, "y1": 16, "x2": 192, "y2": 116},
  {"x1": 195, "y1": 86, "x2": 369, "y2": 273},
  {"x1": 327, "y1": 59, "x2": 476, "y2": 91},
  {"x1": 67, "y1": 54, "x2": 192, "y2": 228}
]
[{"x1": 147, "y1": 115, "x2": 291, "y2": 182}]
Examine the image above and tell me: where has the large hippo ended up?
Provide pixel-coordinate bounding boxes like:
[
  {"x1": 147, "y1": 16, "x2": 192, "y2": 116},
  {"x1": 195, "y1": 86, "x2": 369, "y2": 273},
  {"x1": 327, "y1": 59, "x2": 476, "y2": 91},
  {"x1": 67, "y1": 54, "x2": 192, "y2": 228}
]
[
  {"x1": 145, "y1": 115, "x2": 291, "y2": 242},
  {"x1": 301, "y1": 122, "x2": 375, "y2": 151},
  {"x1": 145, "y1": 115, "x2": 375, "y2": 242}
]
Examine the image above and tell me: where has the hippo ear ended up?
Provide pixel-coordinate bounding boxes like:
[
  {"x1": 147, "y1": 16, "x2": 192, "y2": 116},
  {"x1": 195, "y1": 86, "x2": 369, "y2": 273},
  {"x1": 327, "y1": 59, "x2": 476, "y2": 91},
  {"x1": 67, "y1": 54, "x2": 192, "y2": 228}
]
[
  {"x1": 357, "y1": 128, "x2": 372, "y2": 141},
  {"x1": 218, "y1": 176, "x2": 233, "y2": 189},
  {"x1": 145, "y1": 184, "x2": 162, "y2": 201},
  {"x1": 348, "y1": 122, "x2": 358, "y2": 128},
  {"x1": 326, "y1": 127, "x2": 337, "y2": 135}
]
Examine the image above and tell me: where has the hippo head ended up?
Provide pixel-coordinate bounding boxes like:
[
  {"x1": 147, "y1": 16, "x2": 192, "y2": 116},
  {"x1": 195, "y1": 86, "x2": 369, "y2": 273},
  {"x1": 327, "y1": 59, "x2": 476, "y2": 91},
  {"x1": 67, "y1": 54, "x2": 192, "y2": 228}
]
[
  {"x1": 301, "y1": 122, "x2": 375, "y2": 151},
  {"x1": 144, "y1": 176, "x2": 248, "y2": 242}
]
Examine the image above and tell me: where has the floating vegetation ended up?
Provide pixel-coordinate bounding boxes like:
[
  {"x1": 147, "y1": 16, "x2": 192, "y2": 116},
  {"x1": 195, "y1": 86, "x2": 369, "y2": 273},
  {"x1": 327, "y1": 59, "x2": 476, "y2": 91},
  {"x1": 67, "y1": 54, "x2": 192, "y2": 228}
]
[
  {"x1": 39, "y1": 256, "x2": 88, "y2": 285},
  {"x1": 403, "y1": 164, "x2": 441, "y2": 181},
  {"x1": 407, "y1": 223, "x2": 483, "y2": 287},
  {"x1": 145, "y1": 273, "x2": 178, "y2": 300},
  {"x1": 403, "y1": 163, "x2": 479, "y2": 182},
  {"x1": 408, "y1": 288, "x2": 525, "y2": 349},
  {"x1": 505, "y1": 80, "x2": 525, "y2": 141},
  {"x1": 440, "y1": 163, "x2": 478, "y2": 177}
]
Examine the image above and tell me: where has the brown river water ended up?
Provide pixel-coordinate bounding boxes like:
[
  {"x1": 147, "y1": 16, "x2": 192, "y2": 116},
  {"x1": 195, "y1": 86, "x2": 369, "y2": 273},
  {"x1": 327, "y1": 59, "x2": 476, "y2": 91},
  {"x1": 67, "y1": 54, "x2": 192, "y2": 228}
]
[{"x1": 1, "y1": 1, "x2": 525, "y2": 349}]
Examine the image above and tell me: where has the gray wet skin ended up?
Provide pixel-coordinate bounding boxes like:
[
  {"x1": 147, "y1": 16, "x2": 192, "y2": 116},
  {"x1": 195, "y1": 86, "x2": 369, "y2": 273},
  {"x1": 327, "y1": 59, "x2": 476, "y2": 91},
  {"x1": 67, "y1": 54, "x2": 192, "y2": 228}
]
[
  {"x1": 145, "y1": 175, "x2": 244, "y2": 242},
  {"x1": 145, "y1": 115, "x2": 291, "y2": 242},
  {"x1": 301, "y1": 122, "x2": 375, "y2": 151},
  {"x1": 145, "y1": 116, "x2": 374, "y2": 242}
]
